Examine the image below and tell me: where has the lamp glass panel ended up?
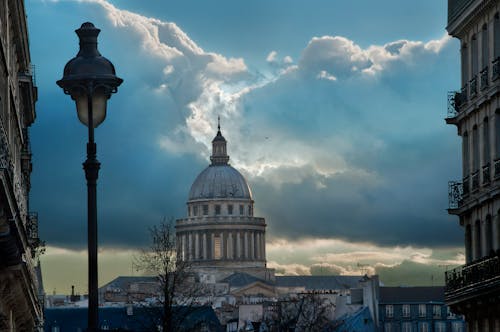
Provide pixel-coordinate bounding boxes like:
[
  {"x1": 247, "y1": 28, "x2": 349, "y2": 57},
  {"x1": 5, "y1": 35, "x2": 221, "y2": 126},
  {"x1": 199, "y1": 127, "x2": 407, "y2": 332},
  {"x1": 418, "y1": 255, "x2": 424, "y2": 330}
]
[{"x1": 74, "y1": 90, "x2": 107, "y2": 128}]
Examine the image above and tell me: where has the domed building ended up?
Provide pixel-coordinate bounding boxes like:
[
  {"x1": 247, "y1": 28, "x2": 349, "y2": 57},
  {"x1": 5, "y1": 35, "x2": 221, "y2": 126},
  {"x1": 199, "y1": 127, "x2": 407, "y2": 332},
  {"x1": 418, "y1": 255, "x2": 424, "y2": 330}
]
[{"x1": 176, "y1": 123, "x2": 273, "y2": 282}]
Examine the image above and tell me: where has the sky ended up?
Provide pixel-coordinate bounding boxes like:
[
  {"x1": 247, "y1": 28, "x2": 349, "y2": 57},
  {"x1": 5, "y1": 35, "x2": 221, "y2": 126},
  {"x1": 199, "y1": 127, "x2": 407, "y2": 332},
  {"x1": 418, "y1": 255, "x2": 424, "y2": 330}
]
[{"x1": 26, "y1": 0, "x2": 464, "y2": 294}]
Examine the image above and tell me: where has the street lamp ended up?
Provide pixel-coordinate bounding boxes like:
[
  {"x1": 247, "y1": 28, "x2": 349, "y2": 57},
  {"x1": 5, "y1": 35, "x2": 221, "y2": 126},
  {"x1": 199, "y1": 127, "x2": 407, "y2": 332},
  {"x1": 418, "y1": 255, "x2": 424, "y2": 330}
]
[{"x1": 57, "y1": 22, "x2": 123, "y2": 331}]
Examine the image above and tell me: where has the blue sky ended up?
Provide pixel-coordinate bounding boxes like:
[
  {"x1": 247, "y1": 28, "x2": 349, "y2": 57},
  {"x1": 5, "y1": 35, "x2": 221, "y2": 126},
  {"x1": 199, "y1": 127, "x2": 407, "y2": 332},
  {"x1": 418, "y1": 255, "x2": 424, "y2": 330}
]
[{"x1": 26, "y1": 0, "x2": 464, "y2": 292}]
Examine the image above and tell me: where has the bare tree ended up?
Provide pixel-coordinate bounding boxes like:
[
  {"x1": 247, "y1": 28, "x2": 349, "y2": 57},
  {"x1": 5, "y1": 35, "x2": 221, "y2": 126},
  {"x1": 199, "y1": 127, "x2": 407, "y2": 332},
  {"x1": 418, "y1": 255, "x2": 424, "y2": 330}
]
[
  {"x1": 264, "y1": 292, "x2": 335, "y2": 332},
  {"x1": 134, "y1": 218, "x2": 211, "y2": 332}
]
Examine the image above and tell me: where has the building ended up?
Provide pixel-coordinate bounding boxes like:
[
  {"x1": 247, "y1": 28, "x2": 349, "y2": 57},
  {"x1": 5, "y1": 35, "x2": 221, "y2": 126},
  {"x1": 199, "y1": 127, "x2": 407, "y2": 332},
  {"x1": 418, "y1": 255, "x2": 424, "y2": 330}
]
[
  {"x1": 445, "y1": 0, "x2": 500, "y2": 329},
  {"x1": 0, "y1": 0, "x2": 44, "y2": 330},
  {"x1": 175, "y1": 121, "x2": 273, "y2": 282},
  {"x1": 379, "y1": 287, "x2": 464, "y2": 332},
  {"x1": 44, "y1": 306, "x2": 223, "y2": 332}
]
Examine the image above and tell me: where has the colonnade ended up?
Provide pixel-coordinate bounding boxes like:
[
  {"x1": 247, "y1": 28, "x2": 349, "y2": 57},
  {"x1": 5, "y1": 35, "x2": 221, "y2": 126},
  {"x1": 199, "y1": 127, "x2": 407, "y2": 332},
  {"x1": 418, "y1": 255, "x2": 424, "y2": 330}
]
[{"x1": 177, "y1": 230, "x2": 266, "y2": 262}]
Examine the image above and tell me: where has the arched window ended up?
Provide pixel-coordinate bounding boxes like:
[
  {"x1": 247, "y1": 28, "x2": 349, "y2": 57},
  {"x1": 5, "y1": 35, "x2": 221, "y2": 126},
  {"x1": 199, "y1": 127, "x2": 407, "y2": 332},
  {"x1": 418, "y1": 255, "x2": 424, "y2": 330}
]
[
  {"x1": 482, "y1": 23, "x2": 489, "y2": 69},
  {"x1": 473, "y1": 125, "x2": 479, "y2": 171},
  {"x1": 465, "y1": 224, "x2": 472, "y2": 263},
  {"x1": 483, "y1": 117, "x2": 490, "y2": 165},
  {"x1": 474, "y1": 219, "x2": 481, "y2": 260},
  {"x1": 461, "y1": 42, "x2": 469, "y2": 86},
  {"x1": 472, "y1": 34, "x2": 479, "y2": 75},
  {"x1": 463, "y1": 131, "x2": 469, "y2": 176},
  {"x1": 485, "y1": 215, "x2": 493, "y2": 255},
  {"x1": 495, "y1": 13, "x2": 500, "y2": 59}
]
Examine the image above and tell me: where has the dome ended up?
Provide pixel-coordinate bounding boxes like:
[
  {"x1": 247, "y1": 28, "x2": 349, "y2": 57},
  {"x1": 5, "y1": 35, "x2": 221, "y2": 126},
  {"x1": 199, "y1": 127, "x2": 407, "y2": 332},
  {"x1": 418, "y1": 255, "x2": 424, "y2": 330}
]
[{"x1": 188, "y1": 165, "x2": 252, "y2": 201}]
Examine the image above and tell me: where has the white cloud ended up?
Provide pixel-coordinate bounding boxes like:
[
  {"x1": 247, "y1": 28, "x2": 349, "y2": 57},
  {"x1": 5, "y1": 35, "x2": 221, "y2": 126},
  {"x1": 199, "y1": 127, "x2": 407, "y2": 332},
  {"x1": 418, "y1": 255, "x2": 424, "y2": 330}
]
[{"x1": 266, "y1": 50, "x2": 278, "y2": 63}]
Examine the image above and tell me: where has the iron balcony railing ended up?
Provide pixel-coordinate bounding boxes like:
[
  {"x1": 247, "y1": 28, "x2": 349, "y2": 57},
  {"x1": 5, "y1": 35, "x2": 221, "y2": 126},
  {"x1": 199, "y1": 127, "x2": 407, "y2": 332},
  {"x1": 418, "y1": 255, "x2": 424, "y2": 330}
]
[
  {"x1": 463, "y1": 176, "x2": 469, "y2": 197},
  {"x1": 448, "y1": 181, "x2": 463, "y2": 209},
  {"x1": 447, "y1": 90, "x2": 466, "y2": 118},
  {"x1": 483, "y1": 164, "x2": 490, "y2": 185},
  {"x1": 480, "y1": 67, "x2": 489, "y2": 90},
  {"x1": 470, "y1": 76, "x2": 478, "y2": 97},
  {"x1": 471, "y1": 171, "x2": 479, "y2": 191},
  {"x1": 445, "y1": 254, "x2": 500, "y2": 293},
  {"x1": 493, "y1": 57, "x2": 500, "y2": 81}
]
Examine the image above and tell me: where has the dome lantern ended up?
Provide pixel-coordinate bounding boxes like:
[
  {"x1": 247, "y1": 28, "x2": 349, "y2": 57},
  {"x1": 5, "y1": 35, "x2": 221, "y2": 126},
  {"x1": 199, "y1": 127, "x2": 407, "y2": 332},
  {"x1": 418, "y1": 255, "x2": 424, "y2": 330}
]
[{"x1": 210, "y1": 117, "x2": 230, "y2": 166}]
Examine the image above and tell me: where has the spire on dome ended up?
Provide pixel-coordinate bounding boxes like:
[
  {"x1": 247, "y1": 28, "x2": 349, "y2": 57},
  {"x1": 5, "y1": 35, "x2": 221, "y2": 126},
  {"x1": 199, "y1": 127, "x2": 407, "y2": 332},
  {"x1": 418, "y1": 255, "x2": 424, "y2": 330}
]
[{"x1": 210, "y1": 117, "x2": 229, "y2": 165}]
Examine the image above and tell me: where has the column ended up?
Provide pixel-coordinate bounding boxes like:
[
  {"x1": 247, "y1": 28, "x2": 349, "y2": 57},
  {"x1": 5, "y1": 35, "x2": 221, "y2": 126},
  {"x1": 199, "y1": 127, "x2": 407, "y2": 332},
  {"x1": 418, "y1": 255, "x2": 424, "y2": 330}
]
[
  {"x1": 244, "y1": 231, "x2": 249, "y2": 259},
  {"x1": 194, "y1": 232, "x2": 199, "y2": 260},
  {"x1": 227, "y1": 232, "x2": 233, "y2": 259},
  {"x1": 203, "y1": 233, "x2": 207, "y2": 260},
  {"x1": 183, "y1": 234, "x2": 187, "y2": 261},
  {"x1": 236, "y1": 231, "x2": 241, "y2": 259},
  {"x1": 188, "y1": 232, "x2": 193, "y2": 260},
  {"x1": 262, "y1": 232, "x2": 266, "y2": 260},
  {"x1": 256, "y1": 233, "x2": 261, "y2": 260},
  {"x1": 211, "y1": 233, "x2": 215, "y2": 259},
  {"x1": 221, "y1": 232, "x2": 225, "y2": 260},
  {"x1": 249, "y1": 231, "x2": 254, "y2": 260}
]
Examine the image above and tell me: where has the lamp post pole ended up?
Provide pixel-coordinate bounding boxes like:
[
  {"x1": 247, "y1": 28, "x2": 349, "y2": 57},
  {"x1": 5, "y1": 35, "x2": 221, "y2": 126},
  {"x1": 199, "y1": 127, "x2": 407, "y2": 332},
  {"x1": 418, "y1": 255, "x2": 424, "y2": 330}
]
[
  {"x1": 57, "y1": 22, "x2": 123, "y2": 332},
  {"x1": 84, "y1": 85, "x2": 100, "y2": 329}
]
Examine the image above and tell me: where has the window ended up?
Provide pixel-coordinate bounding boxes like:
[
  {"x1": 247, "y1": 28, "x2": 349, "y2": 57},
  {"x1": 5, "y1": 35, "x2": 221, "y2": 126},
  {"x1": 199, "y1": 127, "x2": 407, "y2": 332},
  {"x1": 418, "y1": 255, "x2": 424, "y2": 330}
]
[
  {"x1": 486, "y1": 215, "x2": 493, "y2": 254},
  {"x1": 193, "y1": 205, "x2": 198, "y2": 216},
  {"x1": 473, "y1": 125, "x2": 479, "y2": 171},
  {"x1": 484, "y1": 117, "x2": 490, "y2": 164},
  {"x1": 461, "y1": 42, "x2": 469, "y2": 85},
  {"x1": 419, "y1": 322, "x2": 429, "y2": 332},
  {"x1": 472, "y1": 34, "x2": 478, "y2": 75},
  {"x1": 214, "y1": 235, "x2": 221, "y2": 259},
  {"x1": 248, "y1": 205, "x2": 253, "y2": 216},
  {"x1": 228, "y1": 204, "x2": 233, "y2": 215},
  {"x1": 482, "y1": 23, "x2": 489, "y2": 69},
  {"x1": 239, "y1": 204, "x2": 244, "y2": 215},
  {"x1": 433, "y1": 305, "x2": 441, "y2": 318},
  {"x1": 452, "y1": 322, "x2": 464, "y2": 332},
  {"x1": 474, "y1": 219, "x2": 481, "y2": 259},
  {"x1": 465, "y1": 224, "x2": 472, "y2": 263},
  {"x1": 402, "y1": 322, "x2": 412, "y2": 332},
  {"x1": 495, "y1": 111, "x2": 500, "y2": 158},
  {"x1": 384, "y1": 322, "x2": 393, "y2": 332},
  {"x1": 495, "y1": 13, "x2": 500, "y2": 58},
  {"x1": 215, "y1": 204, "x2": 221, "y2": 215},
  {"x1": 418, "y1": 304, "x2": 426, "y2": 317},
  {"x1": 188, "y1": 206, "x2": 191, "y2": 217},
  {"x1": 385, "y1": 304, "x2": 394, "y2": 318},
  {"x1": 402, "y1": 304, "x2": 410, "y2": 317},
  {"x1": 463, "y1": 132, "x2": 469, "y2": 175},
  {"x1": 203, "y1": 205, "x2": 208, "y2": 215},
  {"x1": 435, "y1": 322, "x2": 446, "y2": 332}
]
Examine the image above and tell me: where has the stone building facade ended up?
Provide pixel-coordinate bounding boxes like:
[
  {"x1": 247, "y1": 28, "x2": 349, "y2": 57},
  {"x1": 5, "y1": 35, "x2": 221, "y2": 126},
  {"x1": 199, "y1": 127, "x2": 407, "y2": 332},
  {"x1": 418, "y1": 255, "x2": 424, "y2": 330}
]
[
  {"x1": 176, "y1": 124, "x2": 273, "y2": 282},
  {"x1": 0, "y1": 0, "x2": 43, "y2": 330},
  {"x1": 445, "y1": 0, "x2": 500, "y2": 330}
]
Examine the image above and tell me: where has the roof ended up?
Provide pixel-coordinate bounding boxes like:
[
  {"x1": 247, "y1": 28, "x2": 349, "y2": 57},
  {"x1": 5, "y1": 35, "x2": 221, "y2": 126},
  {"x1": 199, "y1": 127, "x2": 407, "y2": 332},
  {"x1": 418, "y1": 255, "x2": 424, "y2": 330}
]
[
  {"x1": 332, "y1": 306, "x2": 375, "y2": 331},
  {"x1": 188, "y1": 165, "x2": 252, "y2": 201},
  {"x1": 44, "y1": 306, "x2": 222, "y2": 332},
  {"x1": 221, "y1": 272, "x2": 271, "y2": 288},
  {"x1": 379, "y1": 286, "x2": 445, "y2": 303},
  {"x1": 275, "y1": 276, "x2": 364, "y2": 290},
  {"x1": 100, "y1": 276, "x2": 158, "y2": 292}
]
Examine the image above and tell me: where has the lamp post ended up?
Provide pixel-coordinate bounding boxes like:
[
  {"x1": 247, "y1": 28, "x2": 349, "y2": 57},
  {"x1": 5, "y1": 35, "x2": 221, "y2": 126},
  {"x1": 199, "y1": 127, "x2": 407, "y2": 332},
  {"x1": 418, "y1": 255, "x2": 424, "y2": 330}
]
[{"x1": 57, "y1": 22, "x2": 123, "y2": 331}]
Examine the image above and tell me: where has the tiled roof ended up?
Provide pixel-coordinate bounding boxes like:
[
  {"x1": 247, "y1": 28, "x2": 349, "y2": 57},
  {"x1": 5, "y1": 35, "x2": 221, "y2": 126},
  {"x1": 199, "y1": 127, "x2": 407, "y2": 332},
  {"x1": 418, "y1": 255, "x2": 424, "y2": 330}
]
[{"x1": 379, "y1": 286, "x2": 445, "y2": 303}]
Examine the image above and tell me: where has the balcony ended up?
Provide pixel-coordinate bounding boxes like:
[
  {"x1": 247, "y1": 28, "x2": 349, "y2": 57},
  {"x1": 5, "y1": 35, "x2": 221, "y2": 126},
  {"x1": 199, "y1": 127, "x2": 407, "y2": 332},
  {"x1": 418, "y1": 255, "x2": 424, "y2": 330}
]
[
  {"x1": 471, "y1": 171, "x2": 479, "y2": 191},
  {"x1": 493, "y1": 57, "x2": 500, "y2": 81},
  {"x1": 469, "y1": 76, "x2": 477, "y2": 98},
  {"x1": 447, "y1": 91, "x2": 466, "y2": 118},
  {"x1": 448, "y1": 181, "x2": 463, "y2": 209},
  {"x1": 480, "y1": 67, "x2": 489, "y2": 90},
  {"x1": 445, "y1": 254, "x2": 500, "y2": 303},
  {"x1": 483, "y1": 164, "x2": 490, "y2": 185}
]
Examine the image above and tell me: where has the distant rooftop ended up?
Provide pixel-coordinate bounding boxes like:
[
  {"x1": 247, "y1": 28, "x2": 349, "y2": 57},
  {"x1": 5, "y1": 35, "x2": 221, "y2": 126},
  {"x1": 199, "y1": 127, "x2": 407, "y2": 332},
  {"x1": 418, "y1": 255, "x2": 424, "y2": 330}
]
[
  {"x1": 379, "y1": 286, "x2": 445, "y2": 303},
  {"x1": 275, "y1": 275, "x2": 364, "y2": 290}
]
